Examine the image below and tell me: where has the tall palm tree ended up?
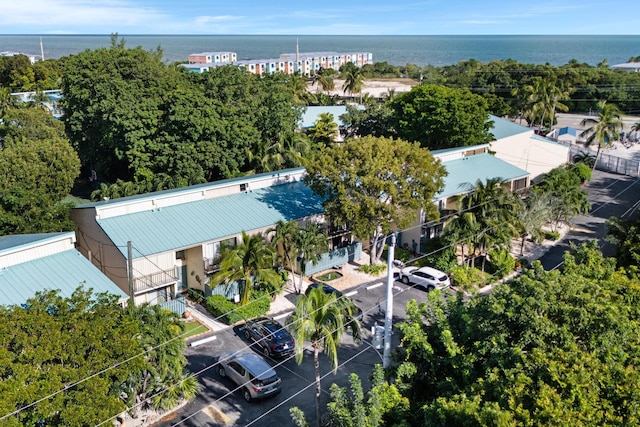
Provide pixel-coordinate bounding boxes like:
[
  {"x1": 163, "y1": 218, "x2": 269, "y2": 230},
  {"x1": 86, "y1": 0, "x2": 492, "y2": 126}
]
[
  {"x1": 579, "y1": 100, "x2": 623, "y2": 170},
  {"x1": 126, "y1": 304, "x2": 199, "y2": 414},
  {"x1": 295, "y1": 222, "x2": 329, "y2": 291},
  {"x1": 515, "y1": 191, "x2": 553, "y2": 256},
  {"x1": 289, "y1": 287, "x2": 361, "y2": 427},
  {"x1": 318, "y1": 74, "x2": 335, "y2": 94},
  {"x1": 442, "y1": 211, "x2": 479, "y2": 266},
  {"x1": 455, "y1": 178, "x2": 519, "y2": 269},
  {"x1": 521, "y1": 76, "x2": 571, "y2": 132},
  {"x1": 211, "y1": 231, "x2": 284, "y2": 305},
  {"x1": 270, "y1": 220, "x2": 301, "y2": 291},
  {"x1": 342, "y1": 68, "x2": 364, "y2": 102}
]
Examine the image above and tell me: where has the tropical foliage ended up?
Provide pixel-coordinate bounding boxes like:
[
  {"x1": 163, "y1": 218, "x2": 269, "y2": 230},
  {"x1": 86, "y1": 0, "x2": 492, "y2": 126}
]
[
  {"x1": 392, "y1": 242, "x2": 640, "y2": 426},
  {"x1": 304, "y1": 135, "x2": 446, "y2": 264},
  {"x1": 0, "y1": 106, "x2": 80, "y2": 235},
  {"x1": 579, "y1": 100, "x2": 624, "y2": 168},
  {"x1": 0, "y1": 288, "x2": 196, "y2": 426},
  {"x1": 288, "y1": 287, "x2": 362, "y2": 427},
  {"x1": 210, "y1": 231, "x2": 284, "y2": 305},
  {"x1": 390, "y1": 84, "x2": 494, "y2": 150}
]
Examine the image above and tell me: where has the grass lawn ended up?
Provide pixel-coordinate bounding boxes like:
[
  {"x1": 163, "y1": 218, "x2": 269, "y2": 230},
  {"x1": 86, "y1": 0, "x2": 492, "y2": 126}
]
[{"x1": 183, "y1": 320, "x2": 208, "y2": 338}]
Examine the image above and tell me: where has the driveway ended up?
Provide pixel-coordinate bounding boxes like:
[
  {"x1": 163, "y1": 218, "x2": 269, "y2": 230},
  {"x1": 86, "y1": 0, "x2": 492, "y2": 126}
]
[
  {"x1": 538, "y1": 169, "x2": 640, "y2": 270},
  {"x1": 152, "y1": 274, "x2": 430, "y2": 427}
]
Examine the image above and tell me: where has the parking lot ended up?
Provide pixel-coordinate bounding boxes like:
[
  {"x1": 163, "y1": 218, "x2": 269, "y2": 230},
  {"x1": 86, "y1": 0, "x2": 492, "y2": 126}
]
[{"x1": 152, "y1": 274, "x2": 435, "y2": 426}]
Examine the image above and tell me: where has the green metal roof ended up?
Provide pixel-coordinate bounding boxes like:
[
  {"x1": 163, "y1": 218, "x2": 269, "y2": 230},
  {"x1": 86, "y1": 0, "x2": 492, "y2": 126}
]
[
  {"x1": 436, "y1": 153, "x2": 529, "y2": 200},
  {"x1": 75, "y1": 167, "x2": 307, "y2": 209},
  {"x1": 0, "y1": 232, "x2": 68, "y2": 253},
  {"x1": 489, "y1": 114, "x2": 530, "y2": 140},
  {"x1": 0, "y1": 249, "x2": 127, "y2": 307},
  {"x1": 98, "y1": 180, "x2": 325, "y2": 258}
]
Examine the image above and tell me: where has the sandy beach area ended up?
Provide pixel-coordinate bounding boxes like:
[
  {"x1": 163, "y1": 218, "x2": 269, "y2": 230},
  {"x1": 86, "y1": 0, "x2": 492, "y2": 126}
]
[{"x1": 307, "y1": 78, "x2": 418, "y2": 98}]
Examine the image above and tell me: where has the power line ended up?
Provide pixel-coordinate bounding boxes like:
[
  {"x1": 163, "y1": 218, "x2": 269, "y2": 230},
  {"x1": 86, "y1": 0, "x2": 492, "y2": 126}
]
[{"x1": 5, "y1": 166, "x2": 623, "y2": 424}]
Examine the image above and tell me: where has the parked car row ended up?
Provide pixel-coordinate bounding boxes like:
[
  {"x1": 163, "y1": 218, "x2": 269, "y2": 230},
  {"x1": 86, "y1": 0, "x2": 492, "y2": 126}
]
[{"x1": 216, "y1": 265, "x2": 448, "y2": 403}]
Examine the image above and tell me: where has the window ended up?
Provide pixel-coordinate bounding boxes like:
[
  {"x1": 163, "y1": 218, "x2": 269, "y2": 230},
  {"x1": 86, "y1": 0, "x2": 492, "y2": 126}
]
[{"x1": 175, "y1": 250, "x2": 186, "y2": 260}]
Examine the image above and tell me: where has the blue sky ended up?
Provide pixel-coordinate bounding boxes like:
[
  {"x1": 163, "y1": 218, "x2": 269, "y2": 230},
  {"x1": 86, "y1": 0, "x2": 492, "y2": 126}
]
[{"x1": 3, "y1": 0, "x2": 639, "y2": 35}]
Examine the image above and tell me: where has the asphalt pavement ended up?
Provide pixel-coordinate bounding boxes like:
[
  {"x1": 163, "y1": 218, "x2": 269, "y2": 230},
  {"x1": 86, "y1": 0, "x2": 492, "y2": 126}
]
[
  {"x1": 538, "y1": 169, "x2": 640, "y2": 270},
  {"x1": 151, "y1": 169, "x2": 640, "y2": 427},
  {"x1": 151, "y1": 273, "x2": 428, "y2": 427}
]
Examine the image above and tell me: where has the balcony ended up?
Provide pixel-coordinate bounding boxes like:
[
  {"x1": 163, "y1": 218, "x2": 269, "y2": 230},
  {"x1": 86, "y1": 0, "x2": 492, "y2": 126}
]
[
  {"x1": 133, "y1": 268, "x2": 178, "y2": 294},
  {"x1": 204, "y1": 255, "x2": 223, "y2": 273}
]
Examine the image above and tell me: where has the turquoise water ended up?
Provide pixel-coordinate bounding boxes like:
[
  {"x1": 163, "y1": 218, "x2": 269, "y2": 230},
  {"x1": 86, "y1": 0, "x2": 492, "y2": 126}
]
[{"x1": 1, "y1": 35, "x2": 639, "y2": 67}]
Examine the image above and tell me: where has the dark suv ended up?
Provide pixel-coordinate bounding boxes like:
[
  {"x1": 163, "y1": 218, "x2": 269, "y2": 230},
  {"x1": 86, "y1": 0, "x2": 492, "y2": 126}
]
[
  {"x1": 305, "y1": 283, "x2": 363, "y2": 321},
  {"x1": 243, "y1": 317, "x2": 295, "y2": 358}
]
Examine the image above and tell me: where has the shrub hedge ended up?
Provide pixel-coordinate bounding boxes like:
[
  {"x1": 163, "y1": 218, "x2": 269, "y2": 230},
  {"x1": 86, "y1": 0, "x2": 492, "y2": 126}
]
[{"x1": 205, "y1": 291, "x2": 270, "y2": 325}]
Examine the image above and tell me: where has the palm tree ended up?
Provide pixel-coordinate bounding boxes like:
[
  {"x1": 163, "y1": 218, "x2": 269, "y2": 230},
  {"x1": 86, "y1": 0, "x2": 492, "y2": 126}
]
[
  {"x1": 342, "y1": 68, "x2": 364, "y2": 102},
  {"x1": 455, "y1": 178, "x2": 519, "y2": 270},
  {"x1": 521, "y1": 76, "x2": 571, "y2": 132},
  {"x1": 308, "y1": 112, "x2": 338, "y2": 145},
  {"x1": 579, "y1": 100, "x2": 623, "y2": 170},
  {"x1": 270, "y1": 220, "x2": 301, "y2": 291},
  {"x1": 318, "y1": 74, "x2": 335, "y2": 94},
  {"x1": 515, "y1": 191, "x2": 553, "y2": 256},
  {"x1": 289, "y1": 287, "x2": 361, "y2": 427},
  {"x1": 126, "y1": 304, "x2": 199, "y2": 414},
  {"x1": 442, "y1": 211, "x2": 479, "y2": 266},
  {"x1": 211, "y1": 231, "x2": 284, "y2": 305},
  {"x1": 295, "y1": 222, "x2": 329, "y2": 291}
]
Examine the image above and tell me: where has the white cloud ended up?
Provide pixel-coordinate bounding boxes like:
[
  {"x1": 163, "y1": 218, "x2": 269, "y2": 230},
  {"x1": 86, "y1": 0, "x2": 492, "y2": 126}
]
[{"x1": 3, "y1": 0, "x2": 168, "y2": 32}]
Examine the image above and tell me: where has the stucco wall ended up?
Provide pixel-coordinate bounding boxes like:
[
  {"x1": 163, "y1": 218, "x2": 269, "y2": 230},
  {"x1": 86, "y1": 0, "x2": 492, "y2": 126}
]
[{"x1": 492, "y1": 134, "x2": 569, "y2": 182}]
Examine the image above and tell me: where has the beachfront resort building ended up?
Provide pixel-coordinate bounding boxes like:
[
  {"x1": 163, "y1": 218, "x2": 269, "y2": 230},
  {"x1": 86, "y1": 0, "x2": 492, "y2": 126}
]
[{"x1": 181, "y1": 50, "x2": 373, "y2": 76}]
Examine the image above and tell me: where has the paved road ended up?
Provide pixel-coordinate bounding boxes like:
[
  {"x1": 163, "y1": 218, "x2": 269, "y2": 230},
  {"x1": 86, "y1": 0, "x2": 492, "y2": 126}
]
[
  {"x1": 155, "y1": 170, "x2": 640, "y2": 426},
  {"x1": 538, "y1": 169, "x2": 640, "y2": 270},
  {"x1": 153, "y1": 274, "x2": 432, "y2": 427}
]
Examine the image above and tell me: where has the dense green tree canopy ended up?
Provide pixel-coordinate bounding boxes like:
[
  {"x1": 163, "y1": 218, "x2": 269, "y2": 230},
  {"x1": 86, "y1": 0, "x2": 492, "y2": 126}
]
[
  {"x1": 390, "y1": 84, "x2": 494, "y2": 150},
  {"x1": 0, "y1": 106, "x2": 80, "y2": 235},
  {"x1": 0, "y1": 288, "x2": 197, "y2": 426},
  {"x1": 61, "y1": 40, "x2": 302, "y2": 187},
  {"x1": 393, "y1": 242, "x2": 640, "y2": 426},
  {"x1": 0, "y1": 289, "x2": 144, "y2": 426},
  {"x1": 304, "y1": 135, "x2": 446, "y2": 264}
]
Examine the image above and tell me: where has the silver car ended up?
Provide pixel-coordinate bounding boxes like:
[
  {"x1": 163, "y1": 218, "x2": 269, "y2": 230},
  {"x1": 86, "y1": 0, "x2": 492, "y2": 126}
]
[
  {"x1": 399, "y1": 266, "x2": 451, "y2": 291},
  {"x1": 217, "y1": 352, "x2": 282, "y2": 402}
]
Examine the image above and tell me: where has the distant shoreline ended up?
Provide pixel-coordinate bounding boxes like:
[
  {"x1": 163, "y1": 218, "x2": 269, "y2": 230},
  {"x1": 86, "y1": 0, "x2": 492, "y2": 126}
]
[{"x1": 2, "y1": 34, "x2": 638, "y2": 67}]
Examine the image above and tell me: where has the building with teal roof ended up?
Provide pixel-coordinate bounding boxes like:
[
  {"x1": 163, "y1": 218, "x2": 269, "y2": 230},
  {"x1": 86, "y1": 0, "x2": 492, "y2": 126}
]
[
  {"x1": 0, "y1": 232, "x2": 127, "y2": 307},
  {"x1": 71, "y1": 168, "x2": 327, "y2": 306},
  {"x1": 489, "y1": 115, "x2": 570, "y2": 182}
]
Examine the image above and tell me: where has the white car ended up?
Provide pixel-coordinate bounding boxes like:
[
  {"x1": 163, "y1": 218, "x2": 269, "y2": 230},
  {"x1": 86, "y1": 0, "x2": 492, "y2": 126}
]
[{"x1": 399, "y1": 266, "x2": 451, "y2": 291}]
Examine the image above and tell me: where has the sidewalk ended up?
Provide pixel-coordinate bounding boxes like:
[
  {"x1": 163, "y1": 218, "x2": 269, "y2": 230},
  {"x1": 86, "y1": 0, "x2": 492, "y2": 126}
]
[{"x1": 188, "y1": 230, "x2": 567, "y2": 336}]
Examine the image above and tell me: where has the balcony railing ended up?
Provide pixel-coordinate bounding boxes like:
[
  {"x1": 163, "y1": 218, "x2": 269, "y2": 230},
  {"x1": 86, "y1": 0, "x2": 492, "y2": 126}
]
[
  {"x1": 204, "y1": 255, "x2": 223, "y2": 273},
  {"x1": 133, "y1": 267, "x2": 178, "y2": 294}
]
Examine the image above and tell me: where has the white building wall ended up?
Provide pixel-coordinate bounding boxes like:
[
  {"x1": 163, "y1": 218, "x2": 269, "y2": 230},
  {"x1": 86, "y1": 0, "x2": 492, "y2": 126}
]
[
  {"x1": 491, "y1": 134, "x2": 570, "y2": 182},
  {"x1": 0, "y1": 234, "x2": 75, "y2": 268}
]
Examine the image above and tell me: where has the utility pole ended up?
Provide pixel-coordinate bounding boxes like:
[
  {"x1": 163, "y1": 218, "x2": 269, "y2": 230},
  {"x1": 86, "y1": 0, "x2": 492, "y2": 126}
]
[
  {"x1": 383, "y1": 233, "x2": 396, "y2": 368},
  {"x1": 127, "y1": 241, "x2": 134, "y2": 307}
]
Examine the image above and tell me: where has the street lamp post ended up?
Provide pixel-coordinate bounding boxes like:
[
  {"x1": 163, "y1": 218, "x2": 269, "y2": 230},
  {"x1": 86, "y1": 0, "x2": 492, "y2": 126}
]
[{"x1": 383, "y1": 233, "x2": 396, "y2": 368}]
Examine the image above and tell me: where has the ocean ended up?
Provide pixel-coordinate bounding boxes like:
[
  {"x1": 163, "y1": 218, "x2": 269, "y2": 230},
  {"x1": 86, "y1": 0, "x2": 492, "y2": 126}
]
[{"x1": 1, "y1": 35, "x2": 639, "y2": 67}]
